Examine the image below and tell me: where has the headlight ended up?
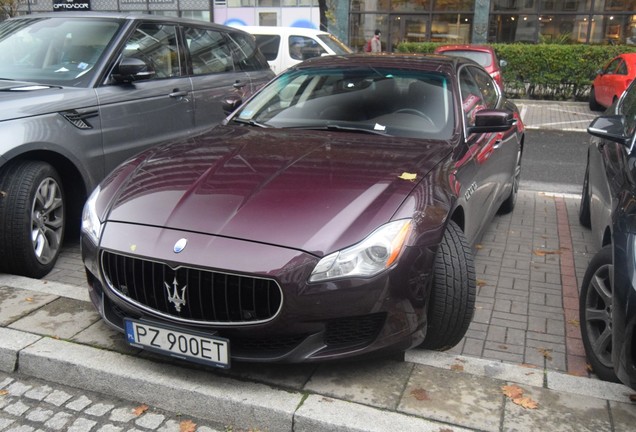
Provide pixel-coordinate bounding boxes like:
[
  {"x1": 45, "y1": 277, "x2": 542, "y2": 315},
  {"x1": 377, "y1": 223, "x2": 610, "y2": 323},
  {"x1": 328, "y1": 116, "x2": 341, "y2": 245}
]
[
  {"x1": 309, "y1": 219, "x2": 412, "y2": 282},
  {"x1": 81, "y1": 185, "x2": 103, "y2": 245}
]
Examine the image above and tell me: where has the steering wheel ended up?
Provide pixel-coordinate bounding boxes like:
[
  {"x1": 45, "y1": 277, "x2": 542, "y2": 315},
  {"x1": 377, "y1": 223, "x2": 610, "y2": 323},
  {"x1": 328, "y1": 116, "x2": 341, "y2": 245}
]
[{"x1": 394, "y1": 109, "x2": 435, "y2": 126}]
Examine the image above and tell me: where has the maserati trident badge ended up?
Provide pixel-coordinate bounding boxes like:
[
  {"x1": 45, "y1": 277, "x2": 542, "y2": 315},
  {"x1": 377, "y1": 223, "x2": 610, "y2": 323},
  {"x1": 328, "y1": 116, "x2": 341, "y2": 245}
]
[
  {"x1": 174, "y1": 238, "x2": 188, "y2": 253},
  {"x1": 165, "y1": 276, "x2": 187, "y2": 312}
]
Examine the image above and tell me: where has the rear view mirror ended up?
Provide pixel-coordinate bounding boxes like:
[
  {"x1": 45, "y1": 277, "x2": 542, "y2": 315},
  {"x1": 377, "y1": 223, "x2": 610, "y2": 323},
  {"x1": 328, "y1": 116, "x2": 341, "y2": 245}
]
[
  {"x1": 112, "y1": 57, "x2": 155, "y2": 83},
  {"x1": 468, "y1": 109, "x2": 516, "y2": 134},
  {"x1": 587, "y1": 115, "x2": 631, "y2": 146}
]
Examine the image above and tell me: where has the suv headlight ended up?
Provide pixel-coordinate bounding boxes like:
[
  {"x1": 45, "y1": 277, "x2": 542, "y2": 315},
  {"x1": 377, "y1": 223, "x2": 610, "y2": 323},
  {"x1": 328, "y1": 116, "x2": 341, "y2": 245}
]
[
  {"x1": 81, "y1": 186, "x2": 103, "y2": 245},
  {"x1": 309, "y1": 219, "x2": 412, "y2": 282}
]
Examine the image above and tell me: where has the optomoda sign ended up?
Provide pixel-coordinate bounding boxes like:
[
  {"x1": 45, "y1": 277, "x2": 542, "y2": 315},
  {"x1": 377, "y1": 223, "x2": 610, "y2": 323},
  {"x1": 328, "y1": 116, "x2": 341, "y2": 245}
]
[{"x1": 53, "y1": 0, "x2": 91, "y2": 10}]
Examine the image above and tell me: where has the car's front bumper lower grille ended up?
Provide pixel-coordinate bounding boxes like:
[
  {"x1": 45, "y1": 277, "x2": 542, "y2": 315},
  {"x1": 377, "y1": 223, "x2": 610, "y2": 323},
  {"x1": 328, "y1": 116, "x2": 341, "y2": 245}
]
[{"x1": 100, "y1": 251, "x2": 282, "y2": 325}]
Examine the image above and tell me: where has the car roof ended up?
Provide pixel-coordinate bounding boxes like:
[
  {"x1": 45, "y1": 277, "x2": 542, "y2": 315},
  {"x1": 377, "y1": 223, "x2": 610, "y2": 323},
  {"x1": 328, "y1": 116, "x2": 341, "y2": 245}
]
[
  {"x1": 238, "y1": 26, "x2": 330, "y2": 37},
  {"x1": 434, "y1": 44, "x2": 495, "y2": 53},
  {"x1": 6, "y1": 12, "x2": 238, "y2": 32},
  {"x1": 291, "y1": 52, "x2": 471, "y2": 72}
]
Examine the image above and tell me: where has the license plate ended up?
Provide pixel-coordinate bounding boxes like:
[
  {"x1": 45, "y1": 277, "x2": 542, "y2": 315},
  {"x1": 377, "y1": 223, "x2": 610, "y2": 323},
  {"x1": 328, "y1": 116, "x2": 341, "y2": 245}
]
[{"x1": 124, "y1": 319, "x2": 230, "y2": 368}]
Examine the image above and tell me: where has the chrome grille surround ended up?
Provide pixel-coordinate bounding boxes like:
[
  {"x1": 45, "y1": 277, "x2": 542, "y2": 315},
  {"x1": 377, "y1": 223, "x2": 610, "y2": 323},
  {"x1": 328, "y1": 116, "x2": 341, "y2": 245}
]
[{"x1": 100, "y1": 250, "x2": 283, "y2": 326}]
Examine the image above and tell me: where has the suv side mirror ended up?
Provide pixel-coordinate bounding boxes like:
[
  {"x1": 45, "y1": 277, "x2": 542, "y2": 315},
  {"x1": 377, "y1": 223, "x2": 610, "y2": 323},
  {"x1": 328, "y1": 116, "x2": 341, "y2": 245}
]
[
  {"x1": 467, "y1": 109, "x2": 516, "y2": 134},
  {"x1": 587, "y1": 115, "x2": 632, "y2": 146},
  {"x1": 112, "y1": 57, "x2": 155, "y2": 83}
]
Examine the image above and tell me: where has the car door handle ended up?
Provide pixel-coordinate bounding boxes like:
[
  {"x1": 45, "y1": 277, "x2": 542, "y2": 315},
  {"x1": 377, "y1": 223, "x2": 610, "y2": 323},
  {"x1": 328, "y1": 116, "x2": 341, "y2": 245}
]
[{"x1": 169, "y1": 90, "x2": 189, "y2": 98}]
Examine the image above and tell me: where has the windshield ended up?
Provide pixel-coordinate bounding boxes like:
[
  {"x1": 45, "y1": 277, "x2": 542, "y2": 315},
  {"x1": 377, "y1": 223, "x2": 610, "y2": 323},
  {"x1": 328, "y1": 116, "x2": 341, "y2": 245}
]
[
  {"x1": 235, "y1": 67, "x2": 455, "y2": 140},
  {"x1": 318, "y1": 34, "x2": 353, "y2": 55},
  {"x1": 0, "y1": 17, "x2": 122, "y2": 87}
]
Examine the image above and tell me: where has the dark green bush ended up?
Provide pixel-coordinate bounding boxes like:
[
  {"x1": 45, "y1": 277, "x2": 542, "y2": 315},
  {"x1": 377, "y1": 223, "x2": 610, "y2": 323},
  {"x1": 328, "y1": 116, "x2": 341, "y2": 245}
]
[{"x1": 397, "y1": 42, "x2": 636, "y2": 100}]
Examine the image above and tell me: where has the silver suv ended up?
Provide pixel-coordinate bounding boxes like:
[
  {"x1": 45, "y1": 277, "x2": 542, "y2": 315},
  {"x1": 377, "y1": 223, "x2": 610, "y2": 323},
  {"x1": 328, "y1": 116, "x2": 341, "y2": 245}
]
[{"x1": 0, "y1": 12, "x2": 274, "y2": 278}]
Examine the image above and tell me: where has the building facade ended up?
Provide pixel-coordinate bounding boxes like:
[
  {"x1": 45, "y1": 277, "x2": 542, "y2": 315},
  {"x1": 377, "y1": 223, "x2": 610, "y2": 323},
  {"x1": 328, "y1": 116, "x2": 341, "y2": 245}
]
[{"x1": 13, "y1": 0, "x2": 636, "y2": 51}]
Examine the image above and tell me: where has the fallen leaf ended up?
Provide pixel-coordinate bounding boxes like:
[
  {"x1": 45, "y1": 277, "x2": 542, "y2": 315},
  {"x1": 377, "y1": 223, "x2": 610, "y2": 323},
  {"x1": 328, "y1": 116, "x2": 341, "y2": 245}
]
[
  {"x1": 321, "y1": 397, "x2": 333, "y2": 403},
  {"x1": 533, "y1": 249, "x2": 562, "y2": 257},
  {"x1": 475, "y1": 244, "x2": 483, "y2": 250},
  {"x1": 519, "y1": 363, "x2": 538, "y2": 369},
  {"x1": 180, "y1": 419, "x2": 197, "y2": 432},
  {"x1": 476, "y1": 279, "x2": 488, "y2": 287},
  {"x1": 498, "y1": 344, "x2": 509, "y2": 350},
  {"x1": 0, "y1": 389, "x2": 8, "y2": 396},
  {"x1": 398, "y1": 172, "x2": 417, "y2": 181},
  {"x1": 450, "y1": 363, "x2": 464, "y2": 372},
  {"x1": 586, "y1": 363, "x2": 593, "y2": 372},
  {"x1": 513, "y1": 396, "x2": 539, "y2": 409},
  {"x1": 502, "y1": 385, "x2": 524, "y2": 399},
  {"x1": 567, "y1": 319, "x2": 580, "y2": 327},
  {"x1": 411, "y1": 388, "x2": 431, "y2": 401},
  {"x1": 25, "y1": 297, "x2": 33, "y2": 302},
  {"x1": 537, "y1": 348, "x2": 553, "y2": 360},
  {"x1": 133, "y1": 404, "x2": 149, "y2": 416}
]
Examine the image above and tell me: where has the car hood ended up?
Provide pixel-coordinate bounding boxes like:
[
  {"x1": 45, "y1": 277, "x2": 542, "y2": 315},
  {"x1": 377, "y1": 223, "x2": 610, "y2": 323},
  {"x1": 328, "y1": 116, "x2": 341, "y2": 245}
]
[
  {"x1": 106, "y1": 126, "x2": 452, "y2": 256},
  {"x1": 0, "y1": 80, "x2": 96, "y2": 121}
]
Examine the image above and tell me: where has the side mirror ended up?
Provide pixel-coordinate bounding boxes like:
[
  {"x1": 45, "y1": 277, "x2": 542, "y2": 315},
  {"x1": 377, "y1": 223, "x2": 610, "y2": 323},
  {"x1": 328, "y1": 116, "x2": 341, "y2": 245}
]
[
  {"x1": 587, "y1": 115, "x2": 631, "y2": 146},
  {"x1": 223, "y1": 95, "x2": 243, "y2": 115},
  {"x1": 467, "y1": 109, "x2": 516, "y2": 134},
  {"x1": 112, "y1": 57, "x2": 155, "y2": 83}
]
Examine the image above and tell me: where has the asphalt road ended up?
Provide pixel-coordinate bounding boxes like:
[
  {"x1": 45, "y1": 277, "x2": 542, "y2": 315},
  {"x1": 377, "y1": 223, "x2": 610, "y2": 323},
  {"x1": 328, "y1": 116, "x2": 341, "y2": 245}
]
[{"x1": 520, "y1": 129, "x2": 589, "y2": 195}]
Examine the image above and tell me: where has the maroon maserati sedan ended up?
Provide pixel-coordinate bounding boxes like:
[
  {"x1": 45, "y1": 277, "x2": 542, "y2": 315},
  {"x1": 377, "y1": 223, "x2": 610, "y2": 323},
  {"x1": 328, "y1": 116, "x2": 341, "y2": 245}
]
[{"x1": 81, "y1": 54, "x2": 524, "y2": 368}]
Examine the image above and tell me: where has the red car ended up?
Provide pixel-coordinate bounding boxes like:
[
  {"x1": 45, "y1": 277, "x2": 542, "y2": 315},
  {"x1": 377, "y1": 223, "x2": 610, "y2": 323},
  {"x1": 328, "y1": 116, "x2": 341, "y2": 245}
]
[
  {"x1": 589, "y1": 53, "x2": 636, "y2": 111},
  {"x1": 434, "y1": 44, "x2": 506, "y2": 89}
]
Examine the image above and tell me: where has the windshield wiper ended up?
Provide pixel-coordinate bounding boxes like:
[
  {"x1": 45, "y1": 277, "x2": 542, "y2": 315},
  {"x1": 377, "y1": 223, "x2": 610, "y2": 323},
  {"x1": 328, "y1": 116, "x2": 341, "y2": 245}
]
[
  {"x1": 285, "y1": 124, "x2": 388, "y2": 136},
  {"x1": 232, "y1": 118, "x2": 271, "y2": 128}
]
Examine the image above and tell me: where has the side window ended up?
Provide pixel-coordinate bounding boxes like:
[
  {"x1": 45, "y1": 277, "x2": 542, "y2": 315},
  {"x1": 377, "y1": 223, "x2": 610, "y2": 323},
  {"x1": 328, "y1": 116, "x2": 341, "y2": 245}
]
[
  {"x1": 227, "y1": 31, "x2": 270, "y2": 72},
  {"x1": 604, "y1": 58, "x2": 621, "y2": 75},
  {"x1": 289, "y1": 36, "x2": 326, "y2": 60},
  {"x1": 469, "y1": 67, "x2": 499, "y2": 108},
  {"x1": 183, "y1": 26, "x2": 233, "y2": 75},
  {"x1": 121, "y1": 23, "x2": 179, "y2": 79},
  {"x1": 617, "y1": 60, "x2": 628, "y2": 75},
  {"x1": 254, "y1": 35, "x2": 280, "y2": 61},
  {"x1": 459, "y1": 67, "x2": 486, "y2": 127}
]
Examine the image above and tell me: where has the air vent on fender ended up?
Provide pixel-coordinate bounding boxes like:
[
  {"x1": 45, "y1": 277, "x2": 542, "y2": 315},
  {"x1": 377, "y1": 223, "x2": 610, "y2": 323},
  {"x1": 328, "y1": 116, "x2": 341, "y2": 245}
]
[{"x1": 61, "y1": 109, "x2": 98, "y2": 129}]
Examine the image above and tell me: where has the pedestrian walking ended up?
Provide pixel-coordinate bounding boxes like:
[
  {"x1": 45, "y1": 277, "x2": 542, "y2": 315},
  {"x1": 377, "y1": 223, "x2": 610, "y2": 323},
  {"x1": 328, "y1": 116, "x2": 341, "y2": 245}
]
[{"x1": 364, "y1": 29, "x2": 382, "y2": 53}]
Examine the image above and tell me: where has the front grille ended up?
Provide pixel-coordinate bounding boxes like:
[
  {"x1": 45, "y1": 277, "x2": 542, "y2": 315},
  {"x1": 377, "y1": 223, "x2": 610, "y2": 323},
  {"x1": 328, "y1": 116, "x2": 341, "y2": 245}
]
[
  {"x1": 324, "y1": 313, "x2": 386, "y2": 348},
  {"x1": 101, "y1": 251, "x2": 282, "y2": 324}
]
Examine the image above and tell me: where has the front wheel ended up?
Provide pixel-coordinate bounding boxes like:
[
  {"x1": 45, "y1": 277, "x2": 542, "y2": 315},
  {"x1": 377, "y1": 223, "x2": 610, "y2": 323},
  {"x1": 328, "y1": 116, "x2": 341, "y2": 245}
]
[
  {"x1": 589, "y1": 87, "x2": 603, "y2": 111},
  {"x1": 420, "y1": 221, "x2": 476, "y2": 350},
  {"x1": 580, "y1": 246, "x2": 619, "y2": 382},
  {"x1": 0, "y1": 161, "x2": 65, "y2": 278}
]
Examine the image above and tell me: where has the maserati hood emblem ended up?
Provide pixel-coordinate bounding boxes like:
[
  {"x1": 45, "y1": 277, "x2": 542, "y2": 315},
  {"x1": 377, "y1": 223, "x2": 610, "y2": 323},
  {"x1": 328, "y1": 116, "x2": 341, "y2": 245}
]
[
  {"x1": 173, "y1": 238, "x2": 188, "y2": 253},
  {"x1": 165, "y1": 276, "x2": 187, "y2": 312}
]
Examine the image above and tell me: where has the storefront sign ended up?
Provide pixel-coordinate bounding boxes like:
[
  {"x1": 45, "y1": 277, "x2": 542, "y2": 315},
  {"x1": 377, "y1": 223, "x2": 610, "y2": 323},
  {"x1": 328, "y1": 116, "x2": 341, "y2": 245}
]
[{"x1": 53, "y1": 0, "x2": 91, "y2": 10}]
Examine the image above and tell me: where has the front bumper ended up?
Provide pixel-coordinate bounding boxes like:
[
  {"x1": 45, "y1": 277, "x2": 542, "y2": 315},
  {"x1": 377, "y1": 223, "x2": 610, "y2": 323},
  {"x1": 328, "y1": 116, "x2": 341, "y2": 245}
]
[{"x1": 82, "y1": 222, "x2": 436, "y2": 364}]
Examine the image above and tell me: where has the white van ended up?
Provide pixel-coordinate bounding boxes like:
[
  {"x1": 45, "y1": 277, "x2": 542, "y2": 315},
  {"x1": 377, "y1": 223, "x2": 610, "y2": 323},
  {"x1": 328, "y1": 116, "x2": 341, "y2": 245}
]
[{"x1": 240, "y1": 26, "x2": 352, "y2": 74}]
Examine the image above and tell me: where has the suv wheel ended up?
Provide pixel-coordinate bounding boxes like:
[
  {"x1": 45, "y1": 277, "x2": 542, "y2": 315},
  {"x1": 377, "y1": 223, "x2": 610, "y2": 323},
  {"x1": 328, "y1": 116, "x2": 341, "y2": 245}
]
[
  {"x1": 580, "y1": 245, "x2": 619, "y2": 382},
  {"x1": 0, "y1": 161, "x2": 65, "y2": 278},
  {"x1": 420, "y1": 221, "x2": 476, "y2": 350},
  {"x1": 589, "y1": 87, "x2": 603, "y2": 111}
]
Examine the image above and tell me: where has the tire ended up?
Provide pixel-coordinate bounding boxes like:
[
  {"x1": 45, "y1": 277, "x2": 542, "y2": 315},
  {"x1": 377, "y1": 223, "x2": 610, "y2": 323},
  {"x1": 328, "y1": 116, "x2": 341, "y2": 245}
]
[
  {"x1": 579, "y1": 166, "x2": 591, "y2": 228},
  {"x1": 0, "y1": 160, "x2": 65, "y2": 278},
  {"x1": 420, "y1": 221, "x2": 476, "y2": 350},
  {"x1": 589, "y1": 87, "x2": 603, "y2": 111},
  {"x1": 498, "y1": 144, "x2": 522, "y2": 215},
  {"x1": 579, "y1": 245, "x2": 619, "y2": 383}
]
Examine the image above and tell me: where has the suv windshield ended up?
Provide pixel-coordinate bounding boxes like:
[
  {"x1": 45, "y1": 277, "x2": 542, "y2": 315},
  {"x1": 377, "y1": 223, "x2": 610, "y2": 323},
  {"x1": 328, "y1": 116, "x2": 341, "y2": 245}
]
[
  {"x1": 235, "y1": 67, "x2": 454, "y2": 140},
  {"x1": 0, "y1": 17, "x2": 122, "y2": 86}
]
